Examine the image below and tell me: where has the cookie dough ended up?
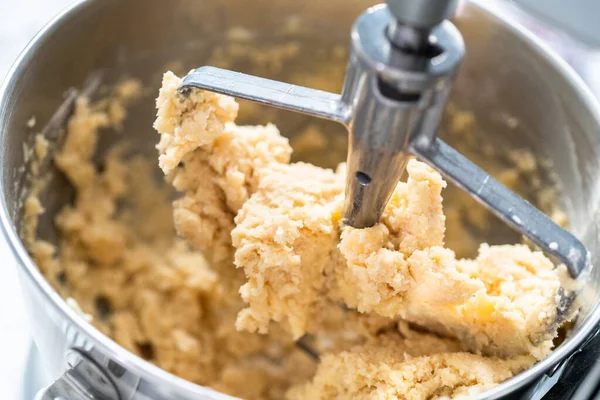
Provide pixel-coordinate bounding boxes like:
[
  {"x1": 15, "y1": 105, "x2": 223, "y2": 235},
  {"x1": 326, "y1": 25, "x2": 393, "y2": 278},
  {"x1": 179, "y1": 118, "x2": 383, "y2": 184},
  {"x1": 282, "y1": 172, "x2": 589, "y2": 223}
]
[
  {"x1": 287, "y1": 322, "x2": 534, "y2": 400},
  {"x1": 29, "y1": 83, "x2": 317, "y2": 399},
  {"x1": 156, "y1": 71, "x2": 574, "y2": 361},
  {"x1": 27, "y1": 71, "x2": 577, "y2": 400}
]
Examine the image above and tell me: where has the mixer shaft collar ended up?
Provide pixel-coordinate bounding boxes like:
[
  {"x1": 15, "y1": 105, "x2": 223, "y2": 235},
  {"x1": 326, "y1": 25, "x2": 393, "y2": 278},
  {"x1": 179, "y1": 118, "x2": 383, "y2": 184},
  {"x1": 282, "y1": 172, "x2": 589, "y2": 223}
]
[
  {"x1": 341, "y1": 5, "x2": 464, "y2": 228},
  {"x1": 178, "y1": 4, "x2": 589, "y2": 278}
]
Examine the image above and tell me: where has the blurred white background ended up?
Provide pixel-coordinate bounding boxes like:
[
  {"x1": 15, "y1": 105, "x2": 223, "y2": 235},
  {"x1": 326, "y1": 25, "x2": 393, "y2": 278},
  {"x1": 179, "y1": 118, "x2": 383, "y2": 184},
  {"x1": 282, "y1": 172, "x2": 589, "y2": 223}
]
[{"x1": 0, "y1": 1, "x2": 74, "y2": 397}]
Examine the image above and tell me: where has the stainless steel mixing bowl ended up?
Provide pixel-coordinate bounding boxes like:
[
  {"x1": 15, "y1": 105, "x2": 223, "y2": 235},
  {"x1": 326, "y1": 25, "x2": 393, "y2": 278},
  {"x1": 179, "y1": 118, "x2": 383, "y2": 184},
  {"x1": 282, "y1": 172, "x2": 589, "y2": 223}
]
[{"x1": 1, "y1": 0, "x2": 600, "y2": 398}]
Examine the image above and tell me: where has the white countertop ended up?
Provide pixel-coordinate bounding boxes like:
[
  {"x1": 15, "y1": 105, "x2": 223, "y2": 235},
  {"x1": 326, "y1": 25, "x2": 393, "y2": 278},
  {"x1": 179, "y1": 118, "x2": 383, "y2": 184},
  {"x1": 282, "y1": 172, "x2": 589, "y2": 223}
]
[{"x1": 0, "y1": 1, "x2": 74, "y2": 397}]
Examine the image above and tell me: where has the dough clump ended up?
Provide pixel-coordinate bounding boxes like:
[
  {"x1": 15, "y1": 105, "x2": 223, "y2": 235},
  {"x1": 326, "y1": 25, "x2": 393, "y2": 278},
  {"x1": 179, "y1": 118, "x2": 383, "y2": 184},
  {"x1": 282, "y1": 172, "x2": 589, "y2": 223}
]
[
  {"x1": 28, "y1": 71, "x2": 577, "y2": 400},
  {"x1": 31, "y1": 81, "x2": 317, "y2": 399},
  {"x1": 153, "y1": 72, "x2": 577, "y2": 397}
]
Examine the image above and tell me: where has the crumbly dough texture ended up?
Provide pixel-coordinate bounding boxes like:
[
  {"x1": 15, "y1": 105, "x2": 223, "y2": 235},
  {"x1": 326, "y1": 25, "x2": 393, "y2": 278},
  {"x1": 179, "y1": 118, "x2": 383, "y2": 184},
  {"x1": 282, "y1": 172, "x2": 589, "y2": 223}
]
[
  {"x1": 30, "y1": 82, "x2": 317, "y2": 399},
  {"x1": 27, "y1": 71, "x2": 577, "y2": 400},
  {"x1": 157, "y1": 72, "x2": 572, "y2": 357},
  {"x1": 288, "y1": 322, "x2": 534, "y2": 400}
]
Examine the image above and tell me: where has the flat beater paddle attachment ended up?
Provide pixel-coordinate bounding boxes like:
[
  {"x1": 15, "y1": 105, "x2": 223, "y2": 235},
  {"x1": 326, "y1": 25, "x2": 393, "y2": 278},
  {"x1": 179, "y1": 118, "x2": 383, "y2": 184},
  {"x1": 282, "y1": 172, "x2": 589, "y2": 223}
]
[{"x1": 178, "y1": 0, "x2": 589, "y2": 278}]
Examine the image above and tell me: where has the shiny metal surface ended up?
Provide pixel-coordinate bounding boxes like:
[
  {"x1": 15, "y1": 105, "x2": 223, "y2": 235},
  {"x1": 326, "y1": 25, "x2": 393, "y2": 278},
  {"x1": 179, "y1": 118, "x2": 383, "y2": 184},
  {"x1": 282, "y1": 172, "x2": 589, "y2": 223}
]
[
  {"x1": 182, "y1": 67, "x2": 348, "y2": 123},
  {"x1": 38, "y1": 349, "x2": 120, "y2": 400},
  {"x1": 181, "y1": 4, "x2": 588, "y2": 277},
  {"x1": 180, "y1": 5, "x2": 467, "y2": 232},
  {"x1": 411, "y1": 138, "x2": 590, "y2": 277},
  {"x1": 385, "y1": 0, "x2": 457, "y2": 51},
  {"x1": 341, "y1": 7, "x2": 463, "y2": 229},
  {"x1": 0, "y1": 0, "x2": 599, "y2": 399},
  {"x1": 387, "y1": 23, "x2": 430, "y2": 52},
  {"x1": 387, "y1": 0, "x2": 458, "y2": 29}
]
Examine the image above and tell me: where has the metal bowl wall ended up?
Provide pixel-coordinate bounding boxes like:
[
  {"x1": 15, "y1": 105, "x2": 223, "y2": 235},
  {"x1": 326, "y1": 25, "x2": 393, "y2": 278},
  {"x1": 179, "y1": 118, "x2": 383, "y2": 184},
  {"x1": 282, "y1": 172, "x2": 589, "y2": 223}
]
[{"x1": 1, "y1": 0, "x2": 600, "y2": 398}]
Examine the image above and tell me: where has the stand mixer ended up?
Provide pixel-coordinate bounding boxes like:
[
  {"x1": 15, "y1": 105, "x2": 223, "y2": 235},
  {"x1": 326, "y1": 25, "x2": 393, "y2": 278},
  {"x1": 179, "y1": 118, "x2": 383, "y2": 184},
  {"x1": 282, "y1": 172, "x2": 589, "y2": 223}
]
[
  {"x1": 4, "y1": 0, "x2": 600, "y2": 399},
  {"x1": 179, "y1": 0, "x2": 589, "y2": 278}
]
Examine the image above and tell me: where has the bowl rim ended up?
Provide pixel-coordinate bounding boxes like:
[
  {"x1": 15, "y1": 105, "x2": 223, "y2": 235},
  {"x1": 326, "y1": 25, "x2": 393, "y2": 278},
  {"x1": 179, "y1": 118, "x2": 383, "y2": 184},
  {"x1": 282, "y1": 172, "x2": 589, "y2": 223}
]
[
  {"x1": 463, "y1": 1, "x2": 600, "y2": 396},
  {"x1": 0, "y1": 0, "x2": 599, "y2": 398}
]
